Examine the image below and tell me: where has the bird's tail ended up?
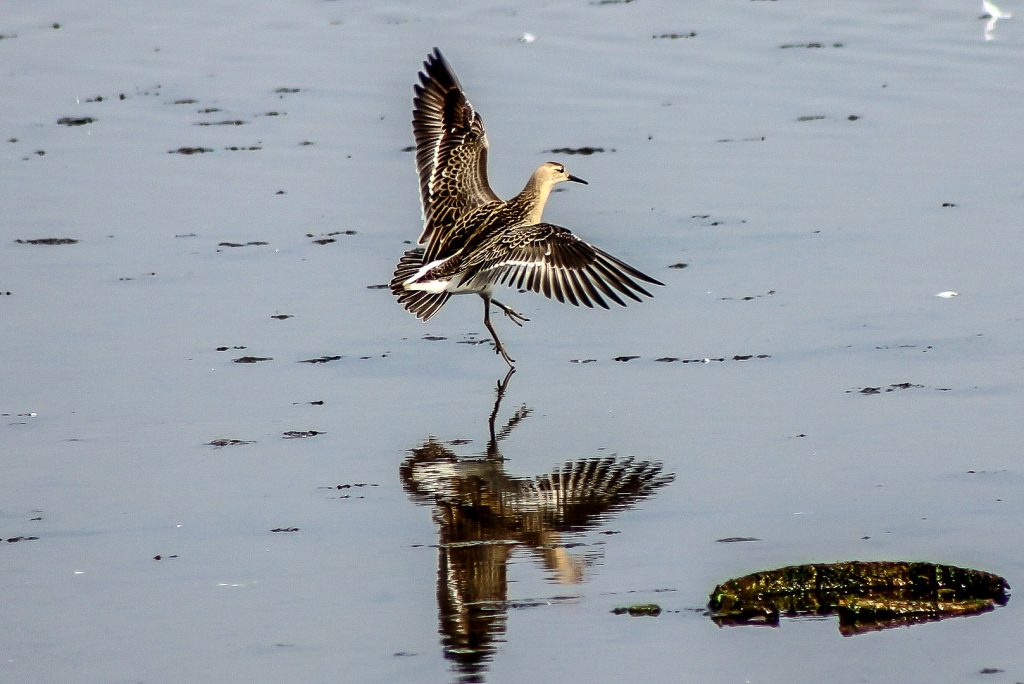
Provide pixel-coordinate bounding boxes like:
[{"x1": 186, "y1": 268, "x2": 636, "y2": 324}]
[{"x1": 390, "y1": 247, "x2": 451, "y2": 322}]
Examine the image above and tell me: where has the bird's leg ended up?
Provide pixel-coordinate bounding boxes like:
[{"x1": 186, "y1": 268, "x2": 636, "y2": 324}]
[
  {"x1": 491, "y1": 299, "x2": 530, "y2": 327},
  {"x1": 482, "y1": 296, "x2": 515, "y2": 368}
]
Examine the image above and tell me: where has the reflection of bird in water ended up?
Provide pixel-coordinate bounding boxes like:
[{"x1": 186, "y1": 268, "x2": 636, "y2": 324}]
[
  {"x1": 390, "y1": 49, "x2": 662, "y2": 367},
  {"x1": 399, "y1": 370, "x2": 673, "y2": 681},
  {"x1": 982, "y1": 0, "x2": 1013, "y2": 40}
]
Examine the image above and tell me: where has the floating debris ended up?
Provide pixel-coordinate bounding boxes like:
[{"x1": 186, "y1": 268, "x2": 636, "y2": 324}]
[
  {"x1": 716, "y1": 537, "x2": 761, "y2": 543},
  {"x1": 612, "y1": 604, "x2": 662, "y2": 616},
  {"x1": 983, "y1": 0, "x2": 1013, "y2": 41},
  {"x1": 709, "y1": 561, "x2": 1009, "y2": 635},
  {"x1": 518, "y1": 32, "x2": 536, "y2": 43},
  {"x1": 233, "y1": 356, "x2": 272, "y2": 363},
  {"x1": 936, "y1": 290, "x2": 959, "y2": 298},
  {"x1": 270, "y1": 527, "x2": 299, "y2": 533},
  {"x1": 298, "y1": 355, "x2": 343, "y2": 364}
]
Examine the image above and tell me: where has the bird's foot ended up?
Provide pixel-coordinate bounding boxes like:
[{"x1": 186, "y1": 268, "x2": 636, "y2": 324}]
[
  {"x1": 493, "y1": 300, "x2": 530, "y2": 327},
  {"x1": 494, "y1": 343, "x2": 516, "y2": 368}
]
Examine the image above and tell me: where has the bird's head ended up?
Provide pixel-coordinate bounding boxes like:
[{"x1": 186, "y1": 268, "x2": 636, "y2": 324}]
[{"x1": 538, "y1": 161, "x2": 588, "y2": 188}]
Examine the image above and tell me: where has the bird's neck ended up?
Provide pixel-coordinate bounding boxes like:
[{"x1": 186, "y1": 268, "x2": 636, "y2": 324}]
[{"x1": 513, "y1": 176, "x2": 552, "y2": 225}]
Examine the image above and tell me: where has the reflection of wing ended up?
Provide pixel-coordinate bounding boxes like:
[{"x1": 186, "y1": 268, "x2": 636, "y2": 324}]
[
  {"x1": 505, "y1": 457, "x2": 674, "y2": 531},
  {"x1": 413, "y1": 48, "x2": 500, "y2": 252},
  {"x1": 402, "y1": 449, "x2": 673, "y2": 533},
  {"x1": 461, "y1": 223, "x2": 663, "y2": 308}
]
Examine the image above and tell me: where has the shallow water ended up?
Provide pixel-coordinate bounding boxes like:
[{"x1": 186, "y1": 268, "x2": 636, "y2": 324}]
[{"x1": 3, "y1": 1, "x2": 1023, "y2": 682}]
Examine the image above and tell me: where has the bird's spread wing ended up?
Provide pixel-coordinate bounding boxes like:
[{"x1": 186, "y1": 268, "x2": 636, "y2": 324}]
[
  {"x1": 413, "y1": 48, "x2": 500, "y2": 251},
  {"x1": 462, "y1": 223, "x2": 664, "y2": 308}
]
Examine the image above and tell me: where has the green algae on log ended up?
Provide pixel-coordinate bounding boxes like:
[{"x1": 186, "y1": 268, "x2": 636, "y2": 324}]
[{"x1": 708, "y1": 561, "x2": 1009, "y2": 635}]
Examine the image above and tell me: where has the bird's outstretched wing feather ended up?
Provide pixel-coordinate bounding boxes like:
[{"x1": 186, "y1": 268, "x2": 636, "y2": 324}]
[
  {"x1": 461, "y1": 223, "x2": 664, "y2": 308},
  {"x1": 413, "y1": 48, "x2": 500, "y2": 253}
]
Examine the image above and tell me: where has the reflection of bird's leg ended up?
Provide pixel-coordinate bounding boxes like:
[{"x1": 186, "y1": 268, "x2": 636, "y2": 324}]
[
  {"x1": 481, "y1": 295, "x2": 515, "y2": 368},
  {"x1": 496, "y1": 366, "x2": 515, "y2": 398},
  {"x1": 487, "y1": 367, "x2": 518, "y2": 459},
  {"x1": 491, "y1": 299, "x2": 529, "y2": 326},
  {"x1": 487, "y1": 369, "x2": 531, "y2": 459}
]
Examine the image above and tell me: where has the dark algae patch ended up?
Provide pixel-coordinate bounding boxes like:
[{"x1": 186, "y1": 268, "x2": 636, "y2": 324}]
[
  {"x1": 169, "y1": 147, "x2": 213, "y2": 155},
  {"x1": 847, "y1": 382, "x2": 948, "y2": 395},
  {"x1": 299, "y1": 355, "x2": 343, "y2": 364},
  {"x1": 282, "y1": 430, "x2": 323, "y2": 439},
  {"x1": 16, "y1": 238, "x2": 78, "y2": 245},
  {"x1": 779, "y1": 42, "x2": 844, "y2": 49},
  {"x1": 57, "y1": 116, "x2": 95, "y2": 126},
  {"x1": 612, "y1": 604, "x2": 662, "y2": 616},
  {"x1": 545, "y1": 146, "x2": 611, "y2": 155},
  {"x1": 206, "y1": 438, "x2": 255, "y2": 448},
  {"x1": 708, "y1": 561, "x2": 1010, "y2": 635}
]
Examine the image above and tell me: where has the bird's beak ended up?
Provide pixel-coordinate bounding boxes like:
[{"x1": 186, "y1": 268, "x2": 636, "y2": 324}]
[{"x1": 567, "y1": 174, "x2": 588, "y2": 185}]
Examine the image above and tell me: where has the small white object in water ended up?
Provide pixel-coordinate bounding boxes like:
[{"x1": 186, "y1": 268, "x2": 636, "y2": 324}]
[
  {"x1": 983, "y1": 0, "x2": 1013, "y2": 40},
  {"x1": 519, "y1": 32, "x2": 536, "y2": 43},
  {"x1": 935, "y1": 290, "x2": 959, "y2": 298}
]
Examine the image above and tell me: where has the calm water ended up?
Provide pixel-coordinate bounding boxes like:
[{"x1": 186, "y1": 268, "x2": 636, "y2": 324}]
[{"x1": 3, "y1": 1, "x2": 1023, "y2": 682}]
